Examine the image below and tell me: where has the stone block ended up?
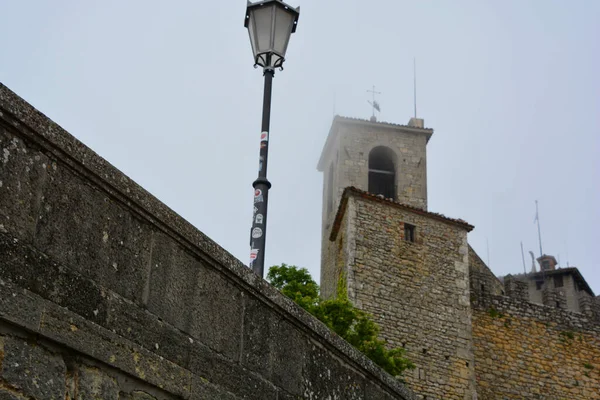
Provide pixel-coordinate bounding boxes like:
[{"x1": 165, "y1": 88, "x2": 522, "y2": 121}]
[
  {"x1": 302, "y1": 342, "x2": 366, "y2": 400},
  {"x1": 145, "y1": 232, "x2": 202, "y2": 328},
  {"x1": 188, "y1": 341, "x2": 277, "y2": 400},
  {"x1": 73, "y1": 365, "x2": 119, "y2": 400},
  {"x1": 0, "y1": 233, "x2": 109, "y2": 325},
  {"x1": 107, "y1": 292, "x2": 191, "y2": 368},
  {"x1": 240, "y1": 296, "x2": 279, "y2": 377},
  {"x1": 0, "y1": 390, "x2": 25, "y2": 400},
  {"x1": 271, "y1": 321, "x2": 307, "y2": 396},
  {"x1": 34, "y1": 165, "x2": 153, "y2": 304},
  {"x1": 39, "y1": 301, "x2": 192, "y2": 398},
  {"x1": 190, "y1": 379, "x2": 240, "y2": 400},
  {"x1": 0, "y1": 276, "x2": 44, "y2": 332},
  {"x1": 146, "y1": 232, "x2": 244, "y2": 360},
  {"x1": 364, "y1": 382, "x2": 397, "y2": 400},
  {"x1": 0, "y1": 336, "x2": 66, "y2": 400},
  {"x1": 119, "y1": 391, "x2": 159, "y2": 400},
  {"x1": 0, "y1": 126, "x2": 50, "y2": 243}
]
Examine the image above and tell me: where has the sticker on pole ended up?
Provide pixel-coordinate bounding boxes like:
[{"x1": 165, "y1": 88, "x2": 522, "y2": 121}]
[
  {"x1": 254, "y1": 189, "x2": 263, "y2": 203},
  {"x1": 251, "y1": 227, "x2": 263, "y2": 239},
  {"x1": 255, "y1": 214, "x2": 263, "y2": 224},
  {"x1": 260, "y1": 131, "x2": 269, "y2": 142},
  {"x1": 249, "y1": 248, "x2": 259, "y2": 264}
]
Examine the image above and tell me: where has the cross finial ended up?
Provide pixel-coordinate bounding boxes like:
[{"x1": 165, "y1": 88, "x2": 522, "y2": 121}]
[{"x1": 367, "y1": 85, "x2": 381, "y2": 121}]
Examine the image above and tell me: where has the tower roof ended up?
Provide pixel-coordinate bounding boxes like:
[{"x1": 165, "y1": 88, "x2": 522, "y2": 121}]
[
  {"x1": 317, "y1": 115, "x2": 434, "y2": 172},
  {"x1": 329, "y1": 187, "x2": 474, "y2": 241}
]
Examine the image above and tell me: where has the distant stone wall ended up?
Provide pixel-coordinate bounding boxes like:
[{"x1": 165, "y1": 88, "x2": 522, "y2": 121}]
[
  {"x1": 328, "y1": 192, "x2": 476, "y2": 400},
  {"x1": 503, "y1": 275, "x2": 528, "y2": 301},
  {"x1": 472, "y1": 294, "x2": 600, "y2": 399},
  {"x1": 0, "y1": 82, "x2": 415, "y2": 400},
  {"x1": 468, "y1": 245, "x2": 504, "y2": 298}
]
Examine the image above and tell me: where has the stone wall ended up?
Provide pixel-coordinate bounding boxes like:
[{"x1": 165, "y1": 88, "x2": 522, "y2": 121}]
[
  {"x1": 0, "y1": 82, "x2": 415, "y2": 400},
  {"x1": 328, "y1": 190, "x2": 476, "y2": 400},
  {"x1": 468, "y1": 245, "x2": 504, "y2": 299},
  {"x1": 503, "y1": 275, "x2": 528, "y2": 301},
  {"x1": 472, "y1": 295, "x2": 600, "y2": 399}
]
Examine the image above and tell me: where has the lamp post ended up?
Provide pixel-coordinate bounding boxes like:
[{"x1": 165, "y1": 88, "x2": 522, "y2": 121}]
[{"x1": 244, "y1": 0, "x2": 300, "y2": 277}]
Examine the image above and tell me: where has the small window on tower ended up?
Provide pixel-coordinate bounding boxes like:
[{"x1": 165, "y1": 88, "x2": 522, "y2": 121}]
[
  {"x1": 542, "y1": 260, "x2": 550, "y2": 271},
  {"x1": 554, "y1": 275, "x2": 564, "y2": 288},
  {"x1": 404, "y1": 223, "x2": 416, "y2": 243},
  {"x1": 536, "y1": 280, "x2": 543, "y2": 290}
]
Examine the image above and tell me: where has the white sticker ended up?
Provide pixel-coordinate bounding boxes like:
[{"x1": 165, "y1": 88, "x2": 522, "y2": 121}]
[
  {"x1": 250, "y1": 248, "x2": 259, "y2": 263},
  {"x1": 251, "y1": 227, "x2": 263, "y2": 239},
  {"x1": 260, "y1": 131, "x2": 269, "y2": 142},
  {"x1": 255, "y1": 214, "x2": 264, "y2": 224}
]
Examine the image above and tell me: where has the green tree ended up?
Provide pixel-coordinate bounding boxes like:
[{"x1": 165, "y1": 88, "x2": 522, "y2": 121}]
[{"x1": 267, "y1": 264, "x2": 415, "y2": 377}]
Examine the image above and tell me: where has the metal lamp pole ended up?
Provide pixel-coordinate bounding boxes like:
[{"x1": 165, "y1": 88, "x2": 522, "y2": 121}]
[
  {"x1": 249, "y1": 67, "x2": 274, "y2": 277},
  {"x1": 245, "y1": 0, "x2": 300, "y2": 277}
]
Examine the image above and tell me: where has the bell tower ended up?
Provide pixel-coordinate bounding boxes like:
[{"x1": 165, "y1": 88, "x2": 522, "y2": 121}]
[
  {"x1": 317, "y1": 115, "x2": 434, "y2": 284},
  {"x1": 316, "y1": 116, "x2": 479, "y2": 399}
]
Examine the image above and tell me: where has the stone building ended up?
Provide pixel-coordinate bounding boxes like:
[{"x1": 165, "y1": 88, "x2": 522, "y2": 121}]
[
  {"x1": 503, "y1": 259, "x2": 596, "y2": 314},
  {"x1": 318, "y1": 115, "x2": 600, "y2": 399}
]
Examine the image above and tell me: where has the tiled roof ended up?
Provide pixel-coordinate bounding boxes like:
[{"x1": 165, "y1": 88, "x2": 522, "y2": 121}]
[{"x1": 329, "y1": 187, "x2": 474, "y2": 241}]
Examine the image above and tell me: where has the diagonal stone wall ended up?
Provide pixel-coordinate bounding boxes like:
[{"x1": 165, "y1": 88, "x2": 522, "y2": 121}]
[{"x1": 0, "y1": 82, "x2": 414, "y2": 400}]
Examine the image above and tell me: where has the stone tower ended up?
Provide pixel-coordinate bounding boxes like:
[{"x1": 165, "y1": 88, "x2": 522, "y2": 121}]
[
  {"x1": 317, "y1": 115, "x2": 433, "y2": 295},
  {"x1": 317, "y1": 116, "x2": 478, "y2": 400}
]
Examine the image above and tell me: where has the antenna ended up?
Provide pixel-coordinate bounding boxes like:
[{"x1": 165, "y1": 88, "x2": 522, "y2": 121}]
[
  {"x1": 534, "y1": 200, "x2": 543, "y2": 257},
  {"x1": 333, "y1": 90, "x2": 336, "y2": 117},
  {"x1": 486, "y1": 237, "x2": 490, "y2": 267},
  {"x1": 366, "y1": 85, "x2": 381, "y2": 120},
  {"x1": 565, "y1": 237, "x2": 570, "y2": 268},
  {"x1": 413, "y1": 58, "x2": 417, "y2": 118},
  {"x1": 528, "y1": 251, "x2": 536, "y2": 273},
  {"x1": 520, "y1": 242, "x2": 526, "y2": 274}
]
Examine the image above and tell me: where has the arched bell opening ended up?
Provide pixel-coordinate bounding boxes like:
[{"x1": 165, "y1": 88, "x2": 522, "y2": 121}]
[{"x1": 368, "y1": 146, "x2": 397, "y2": 200}]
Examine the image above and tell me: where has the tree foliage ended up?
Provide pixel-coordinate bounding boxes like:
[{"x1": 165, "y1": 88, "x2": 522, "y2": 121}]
[{"x1": 267, "y1": 264, "x2": 415, "y2": 377}]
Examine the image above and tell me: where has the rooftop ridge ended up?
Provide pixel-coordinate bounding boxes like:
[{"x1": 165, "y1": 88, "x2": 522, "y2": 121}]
[{"x1": 330, "y1": 186, "x2": 474, "y2": 241}]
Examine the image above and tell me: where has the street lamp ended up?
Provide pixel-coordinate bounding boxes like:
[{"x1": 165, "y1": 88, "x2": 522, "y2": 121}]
[{"x1": 244, "y1": 0, "x2": 300, "y2": 277}]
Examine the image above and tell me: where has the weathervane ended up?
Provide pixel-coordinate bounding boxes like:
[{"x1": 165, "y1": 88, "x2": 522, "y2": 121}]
[{"x1": 367, "y1": 85, "x2": 381, "y2": 121}]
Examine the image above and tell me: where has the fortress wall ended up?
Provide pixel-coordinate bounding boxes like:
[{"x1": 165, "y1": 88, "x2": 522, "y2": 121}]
[
  {"x1": 468, "y1": 245, "x2": 504, "y2": 298},
  {"x1": 0, "y1": 82, "x2": 414, "y2": 400},
  {"x1": 472, "y1": 294, "x2": 600, "y2": 399}
]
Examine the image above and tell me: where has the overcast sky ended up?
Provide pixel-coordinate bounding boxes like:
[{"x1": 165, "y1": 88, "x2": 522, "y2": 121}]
[{"x1": 1, "y1": 1, "x2": 598, "y2": 293}]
